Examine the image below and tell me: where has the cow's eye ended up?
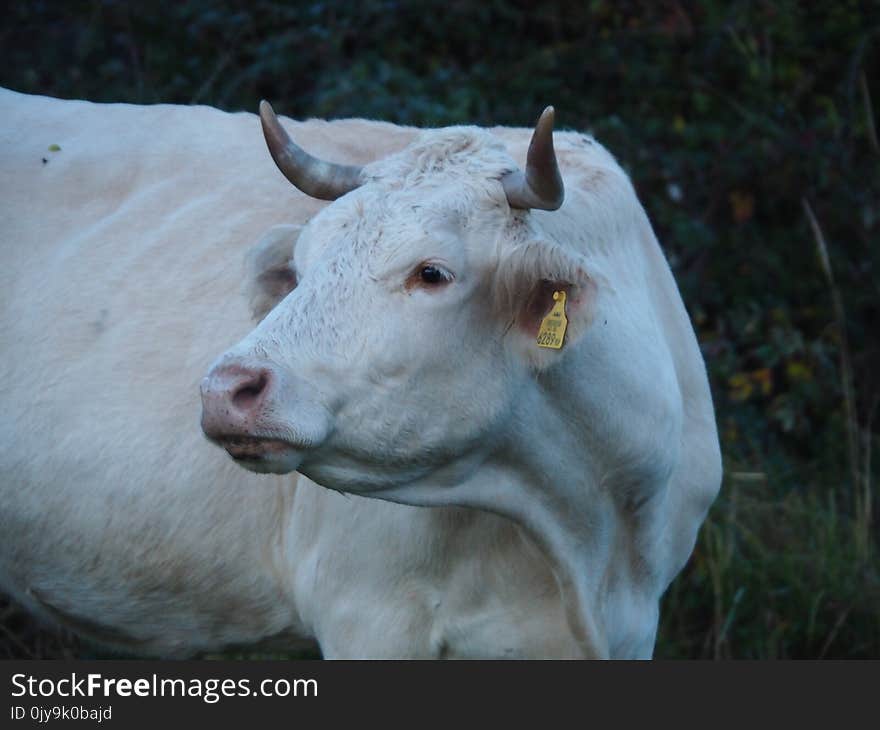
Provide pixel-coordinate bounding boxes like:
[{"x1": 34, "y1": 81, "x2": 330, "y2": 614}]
[
  {"x1": 405, "y1": 262, "x2": 454, "y2": 291},
  {"x1": 418, "y1": 264, "x2": 453, "y2": 286}
]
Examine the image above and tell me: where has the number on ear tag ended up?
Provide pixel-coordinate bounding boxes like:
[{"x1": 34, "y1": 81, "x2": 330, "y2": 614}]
[{"x1": 536, "y1": 291, "x2": 568, "y2": 349}]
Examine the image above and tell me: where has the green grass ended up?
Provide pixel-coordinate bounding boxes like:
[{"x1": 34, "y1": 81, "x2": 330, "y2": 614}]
[{"x1": 657, "y1": 473, "x2": 879, "y2": 659}]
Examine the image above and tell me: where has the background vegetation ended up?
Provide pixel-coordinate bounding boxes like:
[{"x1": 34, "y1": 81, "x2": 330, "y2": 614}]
[{"x1": 2, "y1": 0, "x2": 878, "y2": 658}]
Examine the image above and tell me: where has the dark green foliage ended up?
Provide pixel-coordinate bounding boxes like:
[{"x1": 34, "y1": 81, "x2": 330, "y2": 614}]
[{"x1": 1, "y1": 0, "x2": 878, "y2": 658}]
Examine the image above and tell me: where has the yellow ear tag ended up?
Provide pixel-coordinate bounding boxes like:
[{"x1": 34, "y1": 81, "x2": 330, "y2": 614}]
[{"x1": 536, "y1": 291, "x2": 568, "y2": 349}]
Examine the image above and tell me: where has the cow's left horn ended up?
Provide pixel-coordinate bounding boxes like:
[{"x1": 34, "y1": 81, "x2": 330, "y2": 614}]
[
  {"x1": 259, "y1": 100, "x2": 364, "y2": 201},
  {"x1": 502, "y1": 106, "x2": 564, "y2": 211}
]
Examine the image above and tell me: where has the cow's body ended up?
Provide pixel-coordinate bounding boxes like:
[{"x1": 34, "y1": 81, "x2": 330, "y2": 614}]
[
  {"x1": 0, "y1": 89, "x2": 578, "y2": 658},
  {"x1": 0, "y1": 89, "x2": 720, "y2": 659}
]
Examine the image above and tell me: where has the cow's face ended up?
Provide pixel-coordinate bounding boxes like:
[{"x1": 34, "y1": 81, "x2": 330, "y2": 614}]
[{"x1": 201, "y1": 110, "x2": 594, "y2": 493}]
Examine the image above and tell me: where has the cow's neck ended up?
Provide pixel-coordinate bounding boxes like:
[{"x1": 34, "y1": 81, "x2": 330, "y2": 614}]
[
  {"x1": 496, "y1": 382, "x2": 666, "y2": 656},
  {"x1": 407, "y1": 353, "x2": 674, "y2": 656},
  {"x1": 381, "y1": 380, "x2": 616, "y2": 658},
  {"x1": 488, "y1": 381, "x2": 614, "y2": 659}
]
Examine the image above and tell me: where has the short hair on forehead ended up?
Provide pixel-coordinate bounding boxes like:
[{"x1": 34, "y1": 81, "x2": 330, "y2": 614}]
[
  {"x1": 364, "y1": 127, "x2": 517, "y2": 190},
  {"x1": 297, "y1": 128, "x2": 521, "y2": 278}
]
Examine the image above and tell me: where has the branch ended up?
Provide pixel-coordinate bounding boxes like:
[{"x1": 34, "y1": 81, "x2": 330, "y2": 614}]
[{"x1": 802, "y1": 198, "x2": 859, "y2": 498}]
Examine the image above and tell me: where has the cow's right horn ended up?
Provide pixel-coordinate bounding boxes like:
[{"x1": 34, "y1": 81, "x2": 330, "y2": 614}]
[{"x1": 259, "y1": 100, "x2": 364, "y2": 201}]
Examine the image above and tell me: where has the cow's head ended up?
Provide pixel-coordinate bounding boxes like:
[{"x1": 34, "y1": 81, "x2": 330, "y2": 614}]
[{"x1": 201, "y1": 102, "x2": 596, "y2": 492}]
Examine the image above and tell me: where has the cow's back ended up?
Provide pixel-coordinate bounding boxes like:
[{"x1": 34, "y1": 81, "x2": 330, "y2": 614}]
[
  {"x1": 0, "y1": 89, "x2": 414, "y2": 654},
  {"x1": 0, "y1": 90, "x2": 577, "y2": 658}
]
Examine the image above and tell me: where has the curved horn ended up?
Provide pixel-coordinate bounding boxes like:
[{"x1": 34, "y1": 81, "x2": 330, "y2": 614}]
[
  {"x1": 502, "y1": 106, "x2": 565, "y2": 211},
  {"x1": 259, "y1": 100, "x2": 364, "y2": 201}
]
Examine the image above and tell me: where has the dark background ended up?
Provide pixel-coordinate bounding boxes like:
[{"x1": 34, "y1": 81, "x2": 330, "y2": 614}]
[{"x1": 1, "y1": 0, "x2": 878, "y2": 658}]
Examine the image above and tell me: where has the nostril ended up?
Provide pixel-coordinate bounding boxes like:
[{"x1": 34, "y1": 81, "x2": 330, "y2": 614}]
[{"x1": 231, "y1": 370, "x2": 270, "y2": 411}]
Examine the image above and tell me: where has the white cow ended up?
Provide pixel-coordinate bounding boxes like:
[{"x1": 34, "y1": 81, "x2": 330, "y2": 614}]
[{"x1": 0, "y1": 88, "x2": 720, "y2": 659}]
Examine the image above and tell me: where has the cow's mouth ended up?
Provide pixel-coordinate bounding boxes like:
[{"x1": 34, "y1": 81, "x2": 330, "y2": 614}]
[
  {"x1": 210, "y1": 433, "x2": 308, "y2": 475},
  {"x1": 216, "y1": 436, "x2": 297, "y2": 461}
]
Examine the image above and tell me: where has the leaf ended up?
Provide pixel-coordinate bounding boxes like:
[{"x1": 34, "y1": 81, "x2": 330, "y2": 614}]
[
  {"x1": 728, "y1": 372, "x2": 753, "y2": 402},
  {"x1": 729, "y1": 191, "x2": 754, "y2": 224},
  {"x1": 786, "y1": 361, "x2": 812, "y2": 382},
  {"x1": 752, "y1": 368, "x2": 773, "y2": 396}
]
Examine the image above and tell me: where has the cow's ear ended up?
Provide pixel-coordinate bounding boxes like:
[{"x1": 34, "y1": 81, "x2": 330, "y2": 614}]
[
  {"x1": 494, "y1": 239, "x2": 598, "y2": 370},
  {"x1": 244, "y1": 224, "x2": 301, "y2": 322}
]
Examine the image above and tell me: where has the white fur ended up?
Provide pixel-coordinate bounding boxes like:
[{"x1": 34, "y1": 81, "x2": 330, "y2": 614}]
[
  {"x1": 0, "y1": 88, "x2": 720, "y2": 659},
  {"x1": 210, "y1": 105, "x2": 722, "y2": 656}
]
